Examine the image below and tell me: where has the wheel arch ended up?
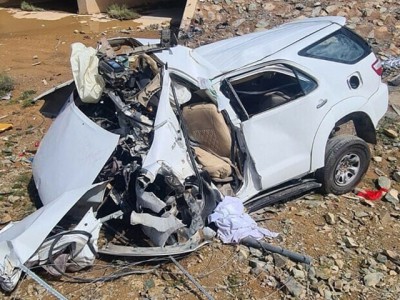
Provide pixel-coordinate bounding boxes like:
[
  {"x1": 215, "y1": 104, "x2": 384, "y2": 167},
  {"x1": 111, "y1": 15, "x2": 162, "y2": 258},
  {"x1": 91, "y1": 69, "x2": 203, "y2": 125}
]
[
  {"x1": 311, "y1": 109, "x2": 376, "y2": 171},
  {"x1": 335, "y1": 111, "x2": 377, "y2": 144}
]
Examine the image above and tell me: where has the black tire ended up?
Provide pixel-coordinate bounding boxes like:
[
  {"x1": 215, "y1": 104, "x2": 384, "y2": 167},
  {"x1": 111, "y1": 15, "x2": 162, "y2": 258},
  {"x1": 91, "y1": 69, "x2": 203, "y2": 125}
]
[{"x1": 317, "y1": 135, "x2": 370, "y2": 195}]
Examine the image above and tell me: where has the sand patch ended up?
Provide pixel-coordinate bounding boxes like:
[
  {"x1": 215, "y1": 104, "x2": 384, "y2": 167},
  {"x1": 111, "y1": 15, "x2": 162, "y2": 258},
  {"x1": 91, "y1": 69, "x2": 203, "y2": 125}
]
[{"x1": 8, "y1": 8, "x2": 73, "y2": 20}]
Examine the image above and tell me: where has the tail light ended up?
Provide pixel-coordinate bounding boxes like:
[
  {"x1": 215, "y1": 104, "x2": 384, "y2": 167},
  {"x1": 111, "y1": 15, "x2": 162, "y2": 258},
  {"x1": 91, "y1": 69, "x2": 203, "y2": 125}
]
[{"x1": 372, "y1": 59, "x2": 383, "y2": 76}]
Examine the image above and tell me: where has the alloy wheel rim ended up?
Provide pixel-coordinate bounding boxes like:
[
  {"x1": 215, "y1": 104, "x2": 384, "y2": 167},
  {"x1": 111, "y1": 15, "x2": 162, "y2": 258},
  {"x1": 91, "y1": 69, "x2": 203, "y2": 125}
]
[{"x1": 334, "y1": 153, "x2": 361, "y2": 186}]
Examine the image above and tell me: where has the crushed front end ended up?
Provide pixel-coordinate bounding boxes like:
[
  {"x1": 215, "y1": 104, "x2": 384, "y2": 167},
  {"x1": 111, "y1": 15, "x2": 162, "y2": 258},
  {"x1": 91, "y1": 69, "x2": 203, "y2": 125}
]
[{"x1": 0, "y1": 34, "x2": 220, "y2": 291}]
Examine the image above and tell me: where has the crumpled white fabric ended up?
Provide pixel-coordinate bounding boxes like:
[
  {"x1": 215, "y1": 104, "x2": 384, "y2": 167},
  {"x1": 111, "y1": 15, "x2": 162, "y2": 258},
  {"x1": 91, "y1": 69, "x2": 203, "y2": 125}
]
[
  {"x1": 208, "y1": 196, "x2": 278, "y2": 243},
  {"x1": 70, "y1": 43, "x2": 105, "y2": 103}
]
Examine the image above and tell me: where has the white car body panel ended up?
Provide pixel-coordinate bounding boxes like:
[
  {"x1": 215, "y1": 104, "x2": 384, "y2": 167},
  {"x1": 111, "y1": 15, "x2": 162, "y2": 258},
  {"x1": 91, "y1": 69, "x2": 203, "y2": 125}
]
[
  {"x1": 241, "y1": 84, "x2": 330, "y2": 189},
  {"x1": 193, "y1": 17, "x2": 345, "y2": 77},
  {"x1": 141, "y1": 71, "x2": 195, "y2": 182},
  {"x1": 0, "y1": 182, "x2": 107, "y2": 290},
  {"x1": 32, "y1": 95, "x2": 119, "y2": 205}
]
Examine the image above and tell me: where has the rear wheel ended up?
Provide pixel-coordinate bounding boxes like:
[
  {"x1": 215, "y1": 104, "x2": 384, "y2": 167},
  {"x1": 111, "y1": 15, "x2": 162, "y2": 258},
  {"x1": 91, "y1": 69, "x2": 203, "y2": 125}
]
[{"x1": 317, "y1": 135, "x2": 370, "y2": 195}]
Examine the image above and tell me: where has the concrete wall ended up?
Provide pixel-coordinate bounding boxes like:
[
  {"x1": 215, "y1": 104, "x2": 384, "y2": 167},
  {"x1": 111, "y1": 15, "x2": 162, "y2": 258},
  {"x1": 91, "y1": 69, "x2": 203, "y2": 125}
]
[
  {"x1": 77, "y1": 0, "x2": 171, "y2": 14},
  {"x1": 0, "y1": 0, "x2": 170, "y2": 14}
]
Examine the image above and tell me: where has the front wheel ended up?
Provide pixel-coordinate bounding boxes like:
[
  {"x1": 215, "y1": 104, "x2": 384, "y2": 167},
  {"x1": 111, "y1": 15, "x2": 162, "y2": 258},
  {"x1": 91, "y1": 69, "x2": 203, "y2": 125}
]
[{"x1": 317, "y1": 135, "x2": 370, "y2": 195}]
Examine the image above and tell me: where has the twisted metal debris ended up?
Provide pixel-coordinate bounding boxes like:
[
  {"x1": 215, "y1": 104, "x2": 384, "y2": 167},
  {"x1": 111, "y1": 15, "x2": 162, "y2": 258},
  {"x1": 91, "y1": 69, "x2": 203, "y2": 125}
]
[{"x1": 382, "y1": 56, "x2": 400, "y2": 72}]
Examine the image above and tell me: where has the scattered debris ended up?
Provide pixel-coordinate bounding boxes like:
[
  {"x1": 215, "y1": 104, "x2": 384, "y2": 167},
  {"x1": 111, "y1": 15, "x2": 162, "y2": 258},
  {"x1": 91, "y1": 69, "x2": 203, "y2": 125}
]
[
  {"x1": 18, "y1": 264, "x2": 67, "y2": 300},
  {"x1": 382, "y1": 56, "x2": 400, "y2": 72},
  {"x1": 0, "y1": 123, "x2": 13, "y2": 133},
  {"x1": 208, "y1": 197, "x2": 278, "y2": 243},
  {"x1": 356, "y1": 188, "x2": 387, "y2": 200},
  {"x1": 1, "y1": 92, "x2": 11, "y2": 101},
  {"x1": 170, "y1": 256, "x2": 215, "y2": 300}
]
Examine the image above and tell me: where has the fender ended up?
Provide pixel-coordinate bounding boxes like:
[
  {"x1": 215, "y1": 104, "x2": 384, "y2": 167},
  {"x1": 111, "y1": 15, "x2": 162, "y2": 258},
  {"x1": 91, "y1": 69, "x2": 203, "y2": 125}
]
[{"x1": 310, "y1": 96, "x2": 369, "y2": 171}]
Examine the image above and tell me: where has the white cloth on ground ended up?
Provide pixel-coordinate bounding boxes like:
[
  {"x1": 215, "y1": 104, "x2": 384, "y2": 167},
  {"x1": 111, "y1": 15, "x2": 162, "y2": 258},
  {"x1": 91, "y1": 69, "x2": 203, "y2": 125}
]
[{"x1": 208, "y1": 196, "x2": 278, "y2": 243}]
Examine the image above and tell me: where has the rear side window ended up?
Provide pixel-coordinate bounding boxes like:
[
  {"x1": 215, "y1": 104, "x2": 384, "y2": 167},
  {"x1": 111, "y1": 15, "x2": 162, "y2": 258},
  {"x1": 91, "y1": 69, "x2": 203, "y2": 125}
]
[
  {"x1": 299, "y1": 28, "x2": 371, "y2": 64},
  {"x1": 224, "y1": 64, "x2": 317, "y2": 117}
]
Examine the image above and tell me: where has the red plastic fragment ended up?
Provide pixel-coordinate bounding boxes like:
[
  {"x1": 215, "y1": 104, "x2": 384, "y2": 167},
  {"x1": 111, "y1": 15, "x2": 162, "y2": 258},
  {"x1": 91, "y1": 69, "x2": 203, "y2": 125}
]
[{"x1": 357, "y1": 188, "x2": 388, "y2": 201}]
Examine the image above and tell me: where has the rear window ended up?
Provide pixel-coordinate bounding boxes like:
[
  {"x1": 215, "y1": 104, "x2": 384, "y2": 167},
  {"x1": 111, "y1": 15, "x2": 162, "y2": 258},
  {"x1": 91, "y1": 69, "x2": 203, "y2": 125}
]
[{"x1": 299, "y1": 28, "x2": 371, "y2": 64}]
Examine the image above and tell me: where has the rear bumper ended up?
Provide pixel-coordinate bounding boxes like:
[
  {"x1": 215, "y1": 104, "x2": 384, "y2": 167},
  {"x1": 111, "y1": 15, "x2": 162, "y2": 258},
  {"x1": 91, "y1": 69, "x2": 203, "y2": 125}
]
[{"x1": 363, "y1": 82, "x2": 389, "y2": 127}]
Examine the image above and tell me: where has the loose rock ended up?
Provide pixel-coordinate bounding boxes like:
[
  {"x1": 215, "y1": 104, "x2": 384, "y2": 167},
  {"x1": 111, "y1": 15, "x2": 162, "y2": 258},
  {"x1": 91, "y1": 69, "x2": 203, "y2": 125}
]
[
  {"x1": 383, "y1": 129, "x2": 398, "y2": 138},
  {"x1": 384, "y1": 189, "x2": 399, "y2": 205},
  {"x1": 324, "y1": 213, "x2": 335, "y2": 225},
  {"x1": 344, "y1": 237, "x2": 359, "y2": 248},
  {"x1": 363, "y1": 272, "x2": 384, "y2": 287},
  {"x1": 378, "y1": 176, "x2": 391, "y2": 190},
  {"x1": 272, "y1": 253, "x2": 288, "y2": 269},
  {"x1": 283, "y1": 276, "x2": 305, "y2": 298},
  {"x1": 393, "y1": 171, "x2": 400, "y2": 182}
]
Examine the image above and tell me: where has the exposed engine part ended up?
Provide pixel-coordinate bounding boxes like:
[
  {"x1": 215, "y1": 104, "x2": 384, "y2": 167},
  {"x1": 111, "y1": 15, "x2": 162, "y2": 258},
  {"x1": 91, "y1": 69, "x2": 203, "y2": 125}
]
[
  {"x1": 98, "y1": 58, "x2": 128, "y2": 87},
  {"x1": 94, "y1": 37, "x2": 165, "y2": 132},
  {"x1": 107, "y1": 90, "x2": 153, "y2": 126}
]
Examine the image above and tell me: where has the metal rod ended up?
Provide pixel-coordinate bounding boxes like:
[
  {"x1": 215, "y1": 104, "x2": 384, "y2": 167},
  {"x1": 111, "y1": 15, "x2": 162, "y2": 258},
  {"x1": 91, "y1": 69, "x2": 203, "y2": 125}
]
[
  {"x1": 169, "y1": 256, "x2": 215, "y2": 300},
  {"x1": 241, "y1": 237, "x2": 312, "y2": 265},
  {"x1": 19, "y1": 264, "x2": 68, "y2": 300}
]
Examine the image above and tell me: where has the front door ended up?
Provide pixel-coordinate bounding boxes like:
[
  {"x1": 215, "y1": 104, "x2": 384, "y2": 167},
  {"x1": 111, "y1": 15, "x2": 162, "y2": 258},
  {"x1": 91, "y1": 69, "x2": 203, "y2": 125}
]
[{"x1": 226, "y1": 63, "x2": 330, "y2": 189}]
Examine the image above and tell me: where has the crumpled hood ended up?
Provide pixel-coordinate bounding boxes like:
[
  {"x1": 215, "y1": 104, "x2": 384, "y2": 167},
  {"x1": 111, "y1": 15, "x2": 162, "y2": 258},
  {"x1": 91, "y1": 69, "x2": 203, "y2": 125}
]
[{"x1": 32, "y1": 95, "x2": 120, "y2": 205}]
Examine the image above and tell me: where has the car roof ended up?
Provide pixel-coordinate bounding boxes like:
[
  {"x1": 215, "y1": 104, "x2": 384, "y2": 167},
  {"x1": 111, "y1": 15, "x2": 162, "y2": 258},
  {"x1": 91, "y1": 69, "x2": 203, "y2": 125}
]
[{"x1": 192, "y1": 16, "x2": 346, "y2": 77}]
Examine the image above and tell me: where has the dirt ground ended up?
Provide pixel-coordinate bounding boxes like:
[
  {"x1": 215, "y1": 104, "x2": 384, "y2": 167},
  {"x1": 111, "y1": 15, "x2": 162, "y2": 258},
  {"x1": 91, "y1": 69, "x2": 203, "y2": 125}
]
[{"x1": 0, "y1": 6, "x2": 400, "y2": 300}]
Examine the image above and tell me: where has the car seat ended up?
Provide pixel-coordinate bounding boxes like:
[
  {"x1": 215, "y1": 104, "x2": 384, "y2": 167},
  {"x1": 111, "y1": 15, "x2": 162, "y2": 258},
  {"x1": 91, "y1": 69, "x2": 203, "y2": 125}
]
[{"x1": 182, "y1": 103, "x2": 233, "y2": 180}]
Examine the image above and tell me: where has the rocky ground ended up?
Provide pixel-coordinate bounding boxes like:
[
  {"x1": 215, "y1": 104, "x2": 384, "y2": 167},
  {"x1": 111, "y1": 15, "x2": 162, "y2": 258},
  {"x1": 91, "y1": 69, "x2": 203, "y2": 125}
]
[{"x1": 1, "y1": 0, "x2": 400, "y2": 299}]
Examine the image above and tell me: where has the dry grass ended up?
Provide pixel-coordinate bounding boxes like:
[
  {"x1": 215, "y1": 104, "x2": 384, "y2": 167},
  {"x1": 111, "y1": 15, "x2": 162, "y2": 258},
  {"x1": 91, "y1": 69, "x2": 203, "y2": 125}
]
[
  {"x1": 20, "y1": 1, "x2": 44, "y2": 12},
  {"x1": 0, "y1": 72, "x2": 14, "y2": 98},
  {"x1": 107, "y1": 4, "x2": 140, "y2": 20}
]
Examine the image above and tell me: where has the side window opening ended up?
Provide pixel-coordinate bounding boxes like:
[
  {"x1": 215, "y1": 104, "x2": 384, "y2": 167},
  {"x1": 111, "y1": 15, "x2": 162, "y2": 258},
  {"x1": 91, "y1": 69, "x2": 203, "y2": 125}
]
[
  {"x1": 227, "y1": 64, "x2": 317, "y2": 117},
  {"x1": 298, "y1": 27, "x2": 371, "y2": 64}
]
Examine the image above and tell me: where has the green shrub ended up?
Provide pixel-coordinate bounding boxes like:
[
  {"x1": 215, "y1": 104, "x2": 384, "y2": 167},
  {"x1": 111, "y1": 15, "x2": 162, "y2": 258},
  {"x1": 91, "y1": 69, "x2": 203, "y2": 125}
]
[
  {"x1": 0, "y1": 73, "x2": 14, "y2": 98},
  {"x1": 21, "y1": 1, "x2": 44, "y2": 12},
  {"x1": 19, "y1": 90, "x2": 36, "y2": 108},
  {"x1": 107, "y1": 4, "x2": 140, "y2": 20}
]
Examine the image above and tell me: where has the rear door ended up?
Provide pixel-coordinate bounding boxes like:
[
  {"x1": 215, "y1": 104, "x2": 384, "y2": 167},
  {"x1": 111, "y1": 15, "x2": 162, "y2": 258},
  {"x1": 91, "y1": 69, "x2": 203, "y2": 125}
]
[{"x1": 223, "y1": 63, "x2": 330, "y2": 189}]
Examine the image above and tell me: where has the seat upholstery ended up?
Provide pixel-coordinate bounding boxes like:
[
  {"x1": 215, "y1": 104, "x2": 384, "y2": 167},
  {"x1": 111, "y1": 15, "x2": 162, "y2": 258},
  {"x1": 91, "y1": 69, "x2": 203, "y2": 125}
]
[
  {"x1": 182, "y1": 103, "x2": 232, "y2": 179},
  {"x1": 258, "y1": 91, "x2": 290, "y2": 112},
  {"x1": 182, "y1": 103, "x2": 232, "y2": 158},
  {"x1": 193, "y1": 147, "x2": 231, "y2": 179}
]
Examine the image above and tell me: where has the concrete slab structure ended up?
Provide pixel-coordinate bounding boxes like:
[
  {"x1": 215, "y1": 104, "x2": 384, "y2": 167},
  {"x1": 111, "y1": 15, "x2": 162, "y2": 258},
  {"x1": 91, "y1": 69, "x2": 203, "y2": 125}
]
[
  {"x1": 0, "y1": 0, "x2": 199, "y2": 31},
  {"x1": 77, "y1": 0, "x2": 169, "y2": 14},
  {"x1": 180, "y1": 0, "x2": 197, "y2": 31}
]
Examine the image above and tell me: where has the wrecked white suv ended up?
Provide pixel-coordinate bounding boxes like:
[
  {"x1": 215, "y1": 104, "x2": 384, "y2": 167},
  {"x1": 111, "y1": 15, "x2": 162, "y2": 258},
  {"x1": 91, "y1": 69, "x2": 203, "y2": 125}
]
[{"x1": 0, "y1": 16, "x2": 388, "y2": 291}]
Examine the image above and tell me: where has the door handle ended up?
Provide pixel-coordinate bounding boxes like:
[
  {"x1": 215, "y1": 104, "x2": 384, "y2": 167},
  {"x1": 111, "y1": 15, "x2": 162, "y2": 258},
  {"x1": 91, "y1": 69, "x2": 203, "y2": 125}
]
[{"x1": 316, "y1": 99, "x2": 327, "y2": 109}]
